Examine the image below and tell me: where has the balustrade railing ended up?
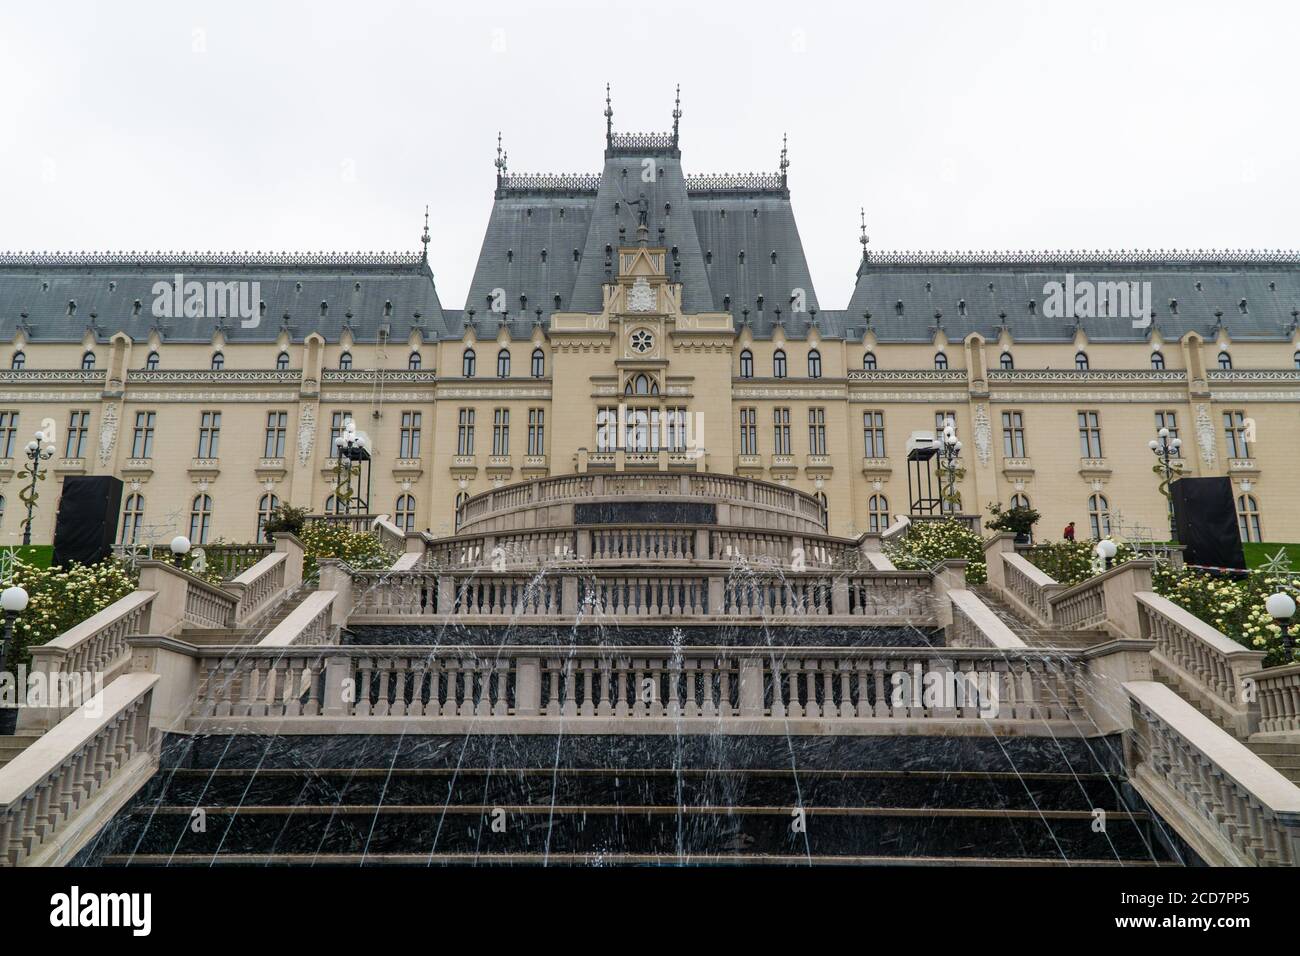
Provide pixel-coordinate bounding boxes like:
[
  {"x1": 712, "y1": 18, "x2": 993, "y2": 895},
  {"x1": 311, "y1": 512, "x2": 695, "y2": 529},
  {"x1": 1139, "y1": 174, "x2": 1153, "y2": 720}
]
[
  {"x1": 184, "y1": 574, "x2": 239, "y2": 629},
  {"x1": 1049, "y1": 577, "x2": 1107, "y2": 630},
  {"x1": 27, "y1": 591, "x2": 154, "y2": 688},
  {"x1": 947, "y1": 590, "x2": 1028, "y2": 650},
  {"x1": 258, "y1": 591, "x2": 337, "y2": 647},
  {"x1": 201, "y1": 543, "x2": 273, "y2": 580},
  {"x1": 230, "y1": 552, "x2": 287, "y2": 626},
  {"x1": 1001, "y1": 553, "x2": 1061, "y2": 624},
  {"x1": 1244, "y1": 662, "x2": 1300, "y2": 736},
  {"x1": 592, "y1": 528, "x2": 694, "y2": 562}
]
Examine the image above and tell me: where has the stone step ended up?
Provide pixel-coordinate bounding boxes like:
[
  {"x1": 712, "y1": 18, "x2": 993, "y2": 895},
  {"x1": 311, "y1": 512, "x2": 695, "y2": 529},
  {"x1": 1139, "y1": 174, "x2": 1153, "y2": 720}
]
[
  {"x1": 1248, "y1": 742, "x2": 1300, "y2": 756},
  {"x1": 0, "y1": 733, "x2": 43, "y2": 769}
]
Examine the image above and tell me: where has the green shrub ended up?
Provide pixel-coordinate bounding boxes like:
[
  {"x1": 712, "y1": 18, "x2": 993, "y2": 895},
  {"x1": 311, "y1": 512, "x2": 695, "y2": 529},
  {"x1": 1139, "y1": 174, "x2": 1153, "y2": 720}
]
[
  {"x1": 885, "y1": 519, "x2": 987, "y2": 584},
  {"x1": 298, "y1": 523, "x2": 395, "y2": 578},
  {"x1": 2, "y1": 558, "x2": 137, "y2": 669}
]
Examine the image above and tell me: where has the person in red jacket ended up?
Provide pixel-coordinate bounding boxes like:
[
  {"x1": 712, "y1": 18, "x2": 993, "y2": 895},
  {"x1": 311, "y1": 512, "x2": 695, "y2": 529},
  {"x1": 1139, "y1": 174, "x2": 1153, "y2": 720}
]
[{"x1": 1063, "y1": 521, "x2": 1076, "y2": 542}]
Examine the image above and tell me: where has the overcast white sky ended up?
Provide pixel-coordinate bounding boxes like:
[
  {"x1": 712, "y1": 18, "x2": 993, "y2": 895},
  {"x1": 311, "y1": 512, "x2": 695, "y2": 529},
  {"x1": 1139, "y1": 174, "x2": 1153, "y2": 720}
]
[{"x1": 1, "y1": 0, "x2": 1295, "y2": 309}]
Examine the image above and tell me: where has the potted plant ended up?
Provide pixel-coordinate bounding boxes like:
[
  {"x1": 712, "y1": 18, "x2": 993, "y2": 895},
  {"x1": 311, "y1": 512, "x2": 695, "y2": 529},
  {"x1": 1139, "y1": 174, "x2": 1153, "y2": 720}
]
[
  {"x1": 262, "y1": 504, "x2": 308, "y2": 542},
  {"x1": 987, "y1": 502, "x2": 1041, "y2": 545}
]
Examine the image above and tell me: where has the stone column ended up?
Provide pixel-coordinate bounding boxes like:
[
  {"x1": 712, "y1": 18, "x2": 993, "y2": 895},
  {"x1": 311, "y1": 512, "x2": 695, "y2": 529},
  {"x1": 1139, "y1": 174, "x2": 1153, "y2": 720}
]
[{"x1": 273, "y1": 532, "x2": 305, "y2": 591}]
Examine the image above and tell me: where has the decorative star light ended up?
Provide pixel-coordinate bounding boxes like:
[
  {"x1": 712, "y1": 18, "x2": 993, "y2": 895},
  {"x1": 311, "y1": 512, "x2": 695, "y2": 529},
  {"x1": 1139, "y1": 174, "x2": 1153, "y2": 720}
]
[{"x1": 1258, "y1": 547, "x2": 1293, "y2": 576}]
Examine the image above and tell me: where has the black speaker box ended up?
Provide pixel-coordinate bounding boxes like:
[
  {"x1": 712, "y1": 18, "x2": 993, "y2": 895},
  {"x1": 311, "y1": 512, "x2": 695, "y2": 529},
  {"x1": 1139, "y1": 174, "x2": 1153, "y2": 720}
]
[
  {"x1": 1170, "y1": 476, "x2": 1246, "y2": 570},
  {"x1": 52, "y1": 475, "x2": 124, "y2": 567}
]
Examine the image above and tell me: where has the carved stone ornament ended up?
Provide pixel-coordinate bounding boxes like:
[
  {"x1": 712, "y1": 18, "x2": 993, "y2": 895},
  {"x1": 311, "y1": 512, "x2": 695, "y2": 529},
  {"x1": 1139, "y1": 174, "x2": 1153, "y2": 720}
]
[
  {"x1": 297, "y1": 403, "x2": 317, "y2": 466},
  {"x1": 627, "y1": 277, "x2": 656, "y2": 313},
  {"x1": 1195, "y1": 403, "x2": 1217, "y2": 467},
  {"x1": 98, "y1": 403, "x2": 119, "y2": 466},
  {"x1": 973, "y1": 404, "x2": 992, "y2": 467}
]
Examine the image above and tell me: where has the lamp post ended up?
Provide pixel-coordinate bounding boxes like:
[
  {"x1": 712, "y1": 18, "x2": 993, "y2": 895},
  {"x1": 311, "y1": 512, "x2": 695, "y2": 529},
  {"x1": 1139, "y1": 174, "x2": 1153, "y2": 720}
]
[
  {"x1": 19, "y1": 430, "x2": 56, "y2": 547},
  {"x1": 170, "y1": 535, "x2": 191, "y2": 570},
  {"x1": 1095, "y1": 538, "x2": 1118, "y2": 571},
  {"x1": 333, "y1": 418, "x2": 362, "y2": 515},
  {"x1": 1147, "y1": 427, "x2": 1183, "y2": 544},
  {"x1": 0, "y1": 585, "x2": 27, "y2": 734},
  {"x1": 940, "y1": 421, "x2": 962, "y2": 515},
  {"x1": 1266, "y1": 591, "x2": 1297, "y2": 663}
]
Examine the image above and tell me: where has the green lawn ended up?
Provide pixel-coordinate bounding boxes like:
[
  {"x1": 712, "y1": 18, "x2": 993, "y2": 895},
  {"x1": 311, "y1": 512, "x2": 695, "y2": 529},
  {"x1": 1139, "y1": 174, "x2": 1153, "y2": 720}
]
[
  {"x1": 4, "y1": 545, "x2": 53, "y2": 570},
  {"x1": 1242, "y1": 542, "x2": 1300, "y2": 571}
]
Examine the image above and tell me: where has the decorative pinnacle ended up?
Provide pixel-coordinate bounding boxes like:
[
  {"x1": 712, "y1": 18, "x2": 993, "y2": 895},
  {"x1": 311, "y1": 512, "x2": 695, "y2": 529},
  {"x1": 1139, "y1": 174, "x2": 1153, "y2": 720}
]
[
  {"x1": 859, "y1": 207, "x2": 870, "y2": 261},
  {"x1": 604, "y1": 83, "x2": 613, "y2": 145},
  {"x1": 779, "y1": 133, "x2": 789, "y2": 185},
  {"x1": 420, "y1": 206, "x2": 430, "y2": 260},
  {"x1": 494, "y1": 131, "x2": 508, "y2": 187},
  {"x1": 672, "y1": 84, "x2": 682, "y2": 144}
]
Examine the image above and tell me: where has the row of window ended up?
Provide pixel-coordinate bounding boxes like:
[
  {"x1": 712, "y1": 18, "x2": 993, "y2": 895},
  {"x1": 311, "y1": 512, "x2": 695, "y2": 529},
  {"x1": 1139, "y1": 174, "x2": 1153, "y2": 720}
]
[
  {"x1": 460, "y1": 348, "x2": 546, "y2": 379},
  {"x1": 455, "y1": 409, "x2": 546, "y2": 456}
]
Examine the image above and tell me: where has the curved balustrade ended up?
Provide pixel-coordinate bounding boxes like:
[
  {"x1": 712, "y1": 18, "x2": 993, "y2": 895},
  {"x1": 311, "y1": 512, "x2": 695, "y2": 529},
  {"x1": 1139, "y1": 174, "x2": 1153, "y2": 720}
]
[{"x1": 1244, "y1": 662, "x2": 1300, "y2": 736}]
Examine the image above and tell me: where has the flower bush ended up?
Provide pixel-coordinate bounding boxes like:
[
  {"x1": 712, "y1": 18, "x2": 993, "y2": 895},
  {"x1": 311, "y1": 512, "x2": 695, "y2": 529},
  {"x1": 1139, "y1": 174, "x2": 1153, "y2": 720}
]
[
  {"x1": 885, "y1": 518, "x2": 987, "y2": 584},
  {"x1": 3, "y1": 558, "x2": 137, "y2": 669},
  {"x1": 298, "y1": 523, "x2": 395, "y2": 578},
  {"x1": 1024, "y1": 540, "x2": 1138, "y2": 586}
]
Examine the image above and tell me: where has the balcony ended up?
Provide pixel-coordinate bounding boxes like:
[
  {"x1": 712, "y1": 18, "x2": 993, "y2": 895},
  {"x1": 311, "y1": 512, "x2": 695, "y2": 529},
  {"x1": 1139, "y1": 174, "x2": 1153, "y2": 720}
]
[
  {"x1": 1228, "y1": 458, "x2": 1260, "y2": 476},
  {"x1": 487, "y1": 455, "x2": 514, "y2": 478},
  {"x1": 805, "y1": 454, "x2": 832, "y2": 476},
  {"x1": 1001, "y1": 457, "x2": 1034, "y2": 478},
  {"x1": 522, "y1": 454, "x2": 549, "y2": 476},
  {"x1": 861, "y1": 456, "x2": 891, "y2": 477},
  {"x1": 189, "y1": 458, "x2": 220, "y2": 479},
  {"x1": 256, "y1": 457, "x2": 287, "y2": 481},
  {"x1": 392, "y1": 457, "x2": 423, "y2": 480},
  {"x1": 55, "y1": 457, "x2": 87, "y2": 475},
  {"x1": 450, "y1": 454, "x2": 478, "y2": 479},
  {"x1": 122, "y1": 458, "x2": 153, "y2": 479},
  {"x1": 1078, "y1": 457, "x2": 1111, "y2": 478},
  {"x1": 736, "y1": 454, "x2": 762, "y2": 475},
  {"x1": 769, "y1": 453, "x2": 797, "y2": 476}
]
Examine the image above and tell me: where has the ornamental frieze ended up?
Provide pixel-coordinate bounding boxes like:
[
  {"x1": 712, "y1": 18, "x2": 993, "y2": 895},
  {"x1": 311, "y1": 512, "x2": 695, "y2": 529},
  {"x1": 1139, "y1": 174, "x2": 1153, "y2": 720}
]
[
  {"x1": 321, "y1": 369, "x2": 438, "y2": 383},
  {"x1": 123, "y1": 390, "x2": 299, "y2": 403},
  {"x1": 126, "y1": 369, "x2": 303, "y2": 384},
  {"x1": 0, "y1": 391, "x2": 104, "y2": 402},
  {"x1": 847, "y1": 370, "x2": 967, "y2": 382},
  {"x1": 0, "y1": 370, "x2": 107, "y2": 384},
  {"x1": 988, "y1": 391, "x2": 1186, "y2": 403},
  {"x1": 1207, "y1": 370, "x2": 1300, "y2": 382},
  {"x1": 987, "y1": 369, "x2": 1186, "y2": 383}
]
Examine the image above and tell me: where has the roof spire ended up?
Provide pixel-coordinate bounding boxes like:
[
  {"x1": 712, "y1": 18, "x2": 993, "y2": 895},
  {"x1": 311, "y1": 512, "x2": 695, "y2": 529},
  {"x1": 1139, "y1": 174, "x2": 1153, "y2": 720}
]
[
  {"x1": 604, "y1": 83, "x2": 614, "y2": 147},
  {"x1": 859, "y1": 207, "x2": 870, "y2": 262},
  {"x1": 779, "y1": 133, "x2": 789, "y2": 188},
  {"x1": 672, "y1": 84, "x2": 682, "y2": 146},
  {"x1": 420, "y1": 206, "x2": 430, "y2": 261},
  {"x1": 494, "y1": 131, "x2": 508, "y2": 188}
]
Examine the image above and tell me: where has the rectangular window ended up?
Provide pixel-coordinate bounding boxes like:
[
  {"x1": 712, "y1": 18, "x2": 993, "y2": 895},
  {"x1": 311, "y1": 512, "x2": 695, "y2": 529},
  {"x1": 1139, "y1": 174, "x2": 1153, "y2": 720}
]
[
  {"x1": 665, "y1": 407, "x2": 687, "y2": 452},
  {"x1": 0, "y1": 411, "x2": 15, "y2": 458},
  {"x1": 196, "y1": 410, "x2": 221, "y2": 458},
  {"x1": 1223, "y1": 410, "x2": 1250, "y2": 458},
  {"x1": 1077, "y1": 411, "x2": 1102, "y2": 458},
  {"x1": 862, "y1": 410, "x2": 885, "y2": 458},
  {"x1": 808, "y1": 408, "x2": 826, "y2": 455},
  {"x1": 773, "y1": 408, "x2": 791, "y2": 456},
  {"x1": 131, "y1": 411, "x2": 156, "y2": 459},
  {"x1": 492, "y1": 408, "x2": 510, "y2": 456},
  {"x1": 65, "y1": 410, "x2": 90, "y2": 458},
  {"x1": 1155, "y1": 410, "x2": 1180, "y2": 456},
  {"x1": 934, "y1": 410, "x2": 957, "y2": 434},
  {"x1": 263, "y1": 411, "x2": 287, "y2": 458},
  {"x1": 1001, "y1": 411, "x2": 1026, "y2": 458},
  {"x1": 596, "y1": 407, "x2": 617, "y2": 451},
  {"x1": 457, "y1": 408, "x2": 475, "y2": 456},
  {"x1": 739, "y1": 408, "x2": 757, "y2": 456},
  {"x1": 399, "y1": 411, "x2": 422, "y2": 458},
  {"x1": 329, "y1": 411, "x2": 353, "y2": 458},
  {"x1": 527, "y1": 409, "x2": 545, "y2": 455}
]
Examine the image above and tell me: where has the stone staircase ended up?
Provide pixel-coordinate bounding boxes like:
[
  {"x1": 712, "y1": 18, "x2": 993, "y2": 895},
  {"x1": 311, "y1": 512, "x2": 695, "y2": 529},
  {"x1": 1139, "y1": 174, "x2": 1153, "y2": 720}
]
[
  {"x1": 0, "y1": 733, "x2": 42, "y2": 770},
  {"x1": 181, "y1": 585, "x2": 318, "y2": 647},
  {"x1": 970, "y1": 586, "x2": 1108, "y2": 650},
  {"x1": 80, "y1": 732, "x2": 1185, "y2": 867},
  {"x1": 1246, "y1": 741, "x2": 1300, "y2": 786}
]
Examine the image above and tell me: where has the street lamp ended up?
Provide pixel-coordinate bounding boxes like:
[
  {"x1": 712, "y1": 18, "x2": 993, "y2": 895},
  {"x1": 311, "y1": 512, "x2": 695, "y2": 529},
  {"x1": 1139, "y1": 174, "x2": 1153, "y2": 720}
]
[
  {"x1": 1266, "y1": 591, "x2": 1297, "y2": 662},
  {"x1": 1148, "y1": 427, "x2": 1183, "y2": 544},
  {"x1": 19, "y1": 430, "x2": 56, "y2": 547},
  {"x1": 170, "y1": 535, "x2": 191, "y2": 570},
  {"x1": 0, "y1": 584, "x2": 29, "y2": 675},
  {"x1": 1096, "y1": 538, "x2": 1118, "y2": 570},
  {"x1": 333, "y1": 418, "x2": 363, "y2": 515},
  {"x1": 940, "y1": 422, "x2": 962, "y2": 514}
]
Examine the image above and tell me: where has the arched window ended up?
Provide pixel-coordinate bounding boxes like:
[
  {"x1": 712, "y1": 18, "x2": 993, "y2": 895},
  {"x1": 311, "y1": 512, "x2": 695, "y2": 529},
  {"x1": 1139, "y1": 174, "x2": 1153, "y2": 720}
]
[
  {"x1": 624, "y1": 373, "x2": 658, "y2": 397},
  {"x1": 10, "y1": 351, "x2": 24, "y2": 370},
  {"x1": 1294, "y1": 350, "x2": 1300, "y2": 370},
  {"x1": 1217, "y1": 351, "x2": 1232, "y2": 370},
  {"x1": 497, "y1": 349, "x2": 511, "y2": 378},
  {"x1": 81, "y1": 351, "x2": 96, "y2": 370},
  {"x1": 739, "y1": 349, "x2": 753, "y2": 379},
  {"x1": 0, "y1": 493, "x2": 5, "y2": 526},
  {"x1": 1074, "y1": 351, "x2": 1089, "y2": 371},
  {"x1": 454, "y1": 491, "x2": 469, "y2": 530},
  {"x1": 276, "y1": 351, "x2": 290, "y2": 370},
  {"x1": 462, "y1": 348, "x2": 476, "y2": 378},
  {"x1": 934, "y1": 352, "x2": 948, "y2": 370},
  {"x1": 999, "y1": 352, "x2": 1014, "y2": 370},
  {"x1": 145, "y1": 351, "x2": 159, "y2": 370},
  {"x1": 324, "y1": 494, "x2": 346, "y2": 515},
  {"x1": 773, "y1": 350, "x2": 787, "y2": 379},
  {"x1": 338, "y1": 351, "x2": 352, "y2": 370},
  {"x1": 1087, "y1": 493, "x2": 1111, "y2": 540},
  {"x1": 189, "y1": 494, "x2": 213, "y2": 545},
  {"x1": 394, "y1": 494, "x2": 416, "y2": 531},
  {"x1": 868, "y1": 494, "x2": 889, "y2": 533},
  {"x1": 210, "y1": 351, "x2": 224, "y2": 370},
  {"x1": 862, "y1": 351, "x2": 877, "y2": 370},
  {"x1": 814, "y1": 491, "x2": 828, "y2": 528},
  {"x1": 1010, "y1": 493, "x2": 1031, "y2": 511},
  {"x1": 407, "y1": 351, "x2": 422, "y2": 370},
  {"x1": 1150, "y1": 352, "x2": 1165, "y2": 370},
  {"x1": 119, "y1": 494, "x2": 144, "y2": 545},
  {"x1": 1237, "y1": 494, "x2": 1262, "y2": 543},
  {"x1": 257, "y1": 493, "x2": 280, "y2": 542},
  {"x1": 807, "y1": 349, "x2": 822, "y2": 379},
  {"x1": 531, "y1": 348, "x2": 545, "y2": 378}
]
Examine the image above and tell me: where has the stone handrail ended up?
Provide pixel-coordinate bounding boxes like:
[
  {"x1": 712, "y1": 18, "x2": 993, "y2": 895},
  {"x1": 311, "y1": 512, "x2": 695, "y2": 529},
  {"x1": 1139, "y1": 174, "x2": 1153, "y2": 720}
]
[
  {"x1": 229, "y1": 552, "x2": 287, "y2": 625},
  {"x1": 1137, "y1": 591, "x2": 1265, "y2": 736},
  {"x1": 1126, "y1": 680, "x2": 1300, "y2": 866},
  {"x1": 1244, "y1": 661, "x2": 1300, "y2": 736},
  {"x1": 257, "y1": 591, "x2": 337, "y2": 647},
  {"x1": 1000, "y1": 552, "x2": 1062, "y2": 624},
  {"x1": 27, "y1": 589, "x2": 155, "y2": 684},
  {"x1": 184, "y1": 572, "x2": 239, "y2": 629},
  {"x1": 188, "y1": 644, "x2": 1085, "y2": 729},
  {"x1": 370, "y1": 514, "x2": 408, "y2": 552},
  {"x1": 1047, "y1": 561, "x2": 1155, "y2": 637},
  {"x1": 136, "y1": 561, "x2": 238, "y2": 632},
  {"x1": 947, "y1": 590, "x2": 1029, "y2": 649},
  {"x1": 200, "y1": 543, "x2": 274, "y2": 580},
  {"x1": 1048, "y1": 575, "x2": 1107, "y2": 630},
  {"x1": 345, "y1": 569, "x2": 937, "y2": 623},
  {"x1": 0, "y1": 672, "x2": 158, "y2": 866}
]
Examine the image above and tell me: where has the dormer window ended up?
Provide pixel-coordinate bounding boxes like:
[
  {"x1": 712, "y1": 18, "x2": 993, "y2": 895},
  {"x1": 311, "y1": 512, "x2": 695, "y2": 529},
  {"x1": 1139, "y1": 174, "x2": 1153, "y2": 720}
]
[
  {"x1": 81, "y1": 351, "x2": 96, "y2": 370},
  {"x1": 408, "y1": 351, "x2": 422, "y2": 370},
  {"x1": 145, "y1": 351, "x2": 160, "y2": 371},
  {"x1": 497, "y1": 349, "x2": 511, "y2": 378},
  {"x1": 338, "y1": 351, "x2": 352, "y2": 370},
  {"x1": 531, "y1": 348, "x2": 544, "y2": 378},
  {"x1": 807, "y1": 349, "x2": 822, "y2": 379},
  {"x1": 1151, "y1": 352, "x2": 1165, "y2": 370},
  {"x1": 1218, "y1": 351, "x2": 1232, "y2": 370},
  {"x1": 934, "y1": 352, "x2": 948, "y2": 370},
  {"x1": 739, "y1": 349, "x2": 753, "y2": 378},
  {"x1": 10, "y1": 351, "x2": 25, "y2": 370},
  {"x1": 462, "y1": 348, "x2": 476, "y2": 378},
  {"x1": 999, "y1": 352, "x2": 1014, "y2": 370},
  {"x1": 210, "y1": 351, "x2": 224, "y2": 370},
  {"x1": 773, "y1": 350, "x2": 787, "y2": 379},
  {"x1": 1074, "y1": 351, "x2": 1089, "y2": 370},
  {"x1": 862, "y1": 351, "x2": 877, "y2": 370},
  {"x1": 276, "y1": 351, "x2": 290, "y2": 370}
]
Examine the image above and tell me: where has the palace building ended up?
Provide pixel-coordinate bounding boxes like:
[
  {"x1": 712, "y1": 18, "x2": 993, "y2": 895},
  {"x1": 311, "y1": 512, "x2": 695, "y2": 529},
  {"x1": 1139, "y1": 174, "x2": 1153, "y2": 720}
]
[{"x1": 2, "y1": 94, "x2": 1299, "y2": 548}]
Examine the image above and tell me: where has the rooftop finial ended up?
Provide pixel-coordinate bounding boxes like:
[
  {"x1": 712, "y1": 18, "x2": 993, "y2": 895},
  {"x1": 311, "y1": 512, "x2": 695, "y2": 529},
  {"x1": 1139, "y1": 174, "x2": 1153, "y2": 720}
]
[
  {"x1": 494, "y1": 131, "x2": 508, "y2": 187},
  {"x1": 604, "y1": 83, "x2": 614, "y2": 147},
  {"x1": 672, "y1": 84, "x2": 682, "y2": 145},
  {"x1": 420, "y1": 206, "x2": 430, "y2": 261},
  {"x1": 779, "y1": 133, "x2": 789, "y2": 188},
  {"x1": 859, "y1": 207, "x2": 870, "y2": 262}
]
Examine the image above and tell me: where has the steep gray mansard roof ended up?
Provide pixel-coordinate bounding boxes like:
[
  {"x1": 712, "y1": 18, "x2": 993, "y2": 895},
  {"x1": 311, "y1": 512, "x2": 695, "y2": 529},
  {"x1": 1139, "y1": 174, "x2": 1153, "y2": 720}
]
[
  {"x1": 836, "y1": 252, "x2": 1300, "y2": 343},
  {"x1": 0, "y1": 253, "x2": 447, "y2": 344}
]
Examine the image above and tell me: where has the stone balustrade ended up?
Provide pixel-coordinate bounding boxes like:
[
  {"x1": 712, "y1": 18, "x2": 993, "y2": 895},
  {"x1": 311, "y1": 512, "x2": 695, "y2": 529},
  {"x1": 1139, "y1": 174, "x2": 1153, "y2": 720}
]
[
  {"x1": 1048, "y1": 561, "x2": 1154, "y2": 637},
  {"x1": 1137, "y1": 592, "x2": 1265, "y2": 736},
  {"x1": 0, "y1": 673, "x2": 158, "y2": 866},
  {"x1": 257, "y1": 591, "x2": 338, "y2": 647},
  {"x1": 1126, "y1": 680, "x2": 1300, "y2": 866},
  {"x1": 1000, "y1": 552, "x2": 1062, "y2": 624},
  {"x1": 226, "y1": 532, "x2": 304, "y2": 626},
  {"x1": 185, "y1": 645, "x2": 1086, "y2": 730},
  {"x1": 947, "y1": 590, "x2": 1028, "y2": 649},
  {"x1": 1245, "y1": 662, "x2": 1300, "y2": 736},
  {"x1": 371, "y1": 514, "x2": 408, "y2": 552},
  {"x1": 199, "y1": 543, "x2": 274, "y2": 580}
]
